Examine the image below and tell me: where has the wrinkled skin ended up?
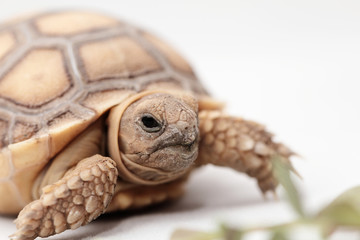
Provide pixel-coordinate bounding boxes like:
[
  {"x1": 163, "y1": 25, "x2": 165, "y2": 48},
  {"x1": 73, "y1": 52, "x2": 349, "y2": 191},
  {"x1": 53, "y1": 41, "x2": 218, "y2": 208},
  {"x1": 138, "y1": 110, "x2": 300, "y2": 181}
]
[{"x1": 119, "y1": 93, "x2": 199, "y2": 172}]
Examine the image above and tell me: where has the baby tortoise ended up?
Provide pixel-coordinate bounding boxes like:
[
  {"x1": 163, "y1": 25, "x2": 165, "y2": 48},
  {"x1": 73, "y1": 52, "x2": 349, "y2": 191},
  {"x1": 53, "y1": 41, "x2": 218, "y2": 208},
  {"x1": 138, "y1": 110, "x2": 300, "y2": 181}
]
[{"x1": 0, "y1": 11, "x2": 294, "y2": 239}]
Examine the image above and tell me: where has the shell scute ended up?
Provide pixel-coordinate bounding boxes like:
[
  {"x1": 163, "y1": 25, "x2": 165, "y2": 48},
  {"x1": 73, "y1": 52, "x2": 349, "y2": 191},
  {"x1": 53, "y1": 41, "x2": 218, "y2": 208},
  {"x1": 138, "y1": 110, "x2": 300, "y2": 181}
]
[
  {"x1": 10, "y1": 134, "x2": 49, "y2": 170},
  {"x1": 0, "y1": 182, "x2": 24, "y2": 213},
  {"x1": 0, "y1": 149, "x2": 11, "y2": 178},
  {"x1": 34, "y1": 11, "x2": 120, "y2": 36},
  {"x1": 0, "y1": 31, "x2": 16, "y2": 62},
  {"x1": 77, "y1": 36, "x2": 162, "y2": 82},
  {"x1": 0, "y1": 118, "x2": 9, "y2": 148},
  {"x1": 143, "y1": 32, "x2": 195, "y2": 76},
  {"x1": 47, "y1": 110, "x2": 94, "y2": 158},
  {"x1": 0, "y1": 48, "x2": 72, "y2": 108},
  {"x1": 80, "y1": 89, "x2": 134, "y2": 114},
  {"x1": 13, "y1": 121, "x2": 39, "y2": 144}
]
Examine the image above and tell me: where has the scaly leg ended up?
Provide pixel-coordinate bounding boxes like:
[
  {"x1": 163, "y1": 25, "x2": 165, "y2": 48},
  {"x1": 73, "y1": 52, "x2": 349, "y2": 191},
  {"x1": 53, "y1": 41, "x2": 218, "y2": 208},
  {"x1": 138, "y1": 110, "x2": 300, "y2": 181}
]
[
  {"x1": 10, "y1": 155, "x2": 118, "y2": 240},
  {"x1": 197, "y1": 110, "x2": 295, "y2": 194}
]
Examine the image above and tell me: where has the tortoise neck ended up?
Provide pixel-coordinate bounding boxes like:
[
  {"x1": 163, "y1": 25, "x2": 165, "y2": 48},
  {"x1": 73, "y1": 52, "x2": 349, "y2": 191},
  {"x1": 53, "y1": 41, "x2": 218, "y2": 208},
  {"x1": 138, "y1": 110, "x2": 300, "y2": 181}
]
[{"x1": 107, "y1": 90, "x2": 194, "y2": 185}]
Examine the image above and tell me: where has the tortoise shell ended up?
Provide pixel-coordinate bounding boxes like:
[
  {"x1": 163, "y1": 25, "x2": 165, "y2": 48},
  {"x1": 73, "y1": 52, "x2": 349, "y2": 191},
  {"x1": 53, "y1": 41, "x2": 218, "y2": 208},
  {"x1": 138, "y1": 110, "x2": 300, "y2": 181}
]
[{"x1": 0, "y1": 10, "x2": 207, "y2": 214}]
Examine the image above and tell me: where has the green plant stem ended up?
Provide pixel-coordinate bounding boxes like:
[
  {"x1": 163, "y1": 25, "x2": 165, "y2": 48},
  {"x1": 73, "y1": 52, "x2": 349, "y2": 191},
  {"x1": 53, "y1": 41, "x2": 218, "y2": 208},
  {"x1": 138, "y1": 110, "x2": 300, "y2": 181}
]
[{"x1": 219, "y1": 218, "x2": 319, "y2": 240}]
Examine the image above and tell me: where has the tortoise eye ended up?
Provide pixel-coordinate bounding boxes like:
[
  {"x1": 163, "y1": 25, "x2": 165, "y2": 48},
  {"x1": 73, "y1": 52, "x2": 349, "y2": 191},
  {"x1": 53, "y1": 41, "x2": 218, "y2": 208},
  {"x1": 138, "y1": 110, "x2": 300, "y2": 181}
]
[{"x1": 140, "y1": 114, "x2": 162, "y2": 132}]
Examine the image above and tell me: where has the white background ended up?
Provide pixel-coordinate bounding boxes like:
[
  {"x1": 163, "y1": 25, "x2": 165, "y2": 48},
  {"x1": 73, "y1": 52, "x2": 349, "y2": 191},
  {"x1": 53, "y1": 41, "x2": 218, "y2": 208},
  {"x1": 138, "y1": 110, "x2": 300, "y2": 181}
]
[{"x1": 1, "y1": 0, "x2": 360, "y2": 239}]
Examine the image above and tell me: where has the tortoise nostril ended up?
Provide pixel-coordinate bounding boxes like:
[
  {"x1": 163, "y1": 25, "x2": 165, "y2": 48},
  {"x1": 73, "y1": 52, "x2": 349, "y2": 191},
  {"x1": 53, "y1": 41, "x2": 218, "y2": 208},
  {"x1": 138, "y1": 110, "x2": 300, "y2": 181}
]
[{"x1": 184, "y1": 132, "x2": 197, "y2": 145}]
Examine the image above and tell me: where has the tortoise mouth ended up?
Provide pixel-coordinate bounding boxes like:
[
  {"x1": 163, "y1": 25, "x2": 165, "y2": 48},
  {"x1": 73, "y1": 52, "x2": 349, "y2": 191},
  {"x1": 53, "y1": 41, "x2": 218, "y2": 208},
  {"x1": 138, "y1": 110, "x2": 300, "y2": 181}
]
[
  {"x1": 151, "y1": 137, "x2": 198, "y2": 155},
  {"x1": 125, "y1": 138, "x2": 198, "y2": 172}
]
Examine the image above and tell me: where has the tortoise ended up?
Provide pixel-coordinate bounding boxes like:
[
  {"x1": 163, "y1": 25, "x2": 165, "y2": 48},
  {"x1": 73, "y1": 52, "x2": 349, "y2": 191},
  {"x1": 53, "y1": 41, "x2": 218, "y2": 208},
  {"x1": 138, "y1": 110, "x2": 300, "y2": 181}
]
[{"x1": 0, "y1": 10, "x2": 295, "y2": 240}]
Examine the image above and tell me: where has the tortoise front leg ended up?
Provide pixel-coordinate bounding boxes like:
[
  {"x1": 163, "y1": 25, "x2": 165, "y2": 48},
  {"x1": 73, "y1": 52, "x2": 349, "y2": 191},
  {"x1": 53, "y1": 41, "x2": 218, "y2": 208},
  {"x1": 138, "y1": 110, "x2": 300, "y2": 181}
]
[
  {"x1": 10, "y1": 155, "x2": 118, "y2": 240},
  {"x1": 196, "y1": 110, "x2": 295, "y2": 194}
]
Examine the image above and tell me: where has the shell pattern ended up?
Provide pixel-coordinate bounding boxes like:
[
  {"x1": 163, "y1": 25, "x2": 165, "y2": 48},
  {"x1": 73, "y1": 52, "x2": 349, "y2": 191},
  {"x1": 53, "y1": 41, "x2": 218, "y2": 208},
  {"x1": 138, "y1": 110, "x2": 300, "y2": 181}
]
[{"x1": 0, "y1": 11, "x2": 207, "y2": 213}]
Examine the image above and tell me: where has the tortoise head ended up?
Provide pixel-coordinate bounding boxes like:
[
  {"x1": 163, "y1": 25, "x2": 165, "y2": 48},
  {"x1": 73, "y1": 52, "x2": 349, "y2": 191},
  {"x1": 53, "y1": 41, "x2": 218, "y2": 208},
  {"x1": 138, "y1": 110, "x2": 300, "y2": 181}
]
[{"x1": 108, "y1": 91, "x2": 199, "y2": 184}]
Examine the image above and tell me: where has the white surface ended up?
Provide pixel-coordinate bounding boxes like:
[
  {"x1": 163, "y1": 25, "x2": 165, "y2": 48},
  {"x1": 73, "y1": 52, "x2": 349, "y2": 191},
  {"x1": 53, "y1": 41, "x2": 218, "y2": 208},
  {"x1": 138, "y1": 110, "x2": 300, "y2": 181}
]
[{"x1": 1, "y1": 0, "x2": 360, "y2": 239}]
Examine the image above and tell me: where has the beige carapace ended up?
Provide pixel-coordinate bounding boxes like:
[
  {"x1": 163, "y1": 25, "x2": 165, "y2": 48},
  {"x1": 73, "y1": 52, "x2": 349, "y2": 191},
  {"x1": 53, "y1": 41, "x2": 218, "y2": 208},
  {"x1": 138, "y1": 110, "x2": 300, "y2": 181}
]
[{"x1": 0, "y1": 11, "x2": 296, "y2": 240}]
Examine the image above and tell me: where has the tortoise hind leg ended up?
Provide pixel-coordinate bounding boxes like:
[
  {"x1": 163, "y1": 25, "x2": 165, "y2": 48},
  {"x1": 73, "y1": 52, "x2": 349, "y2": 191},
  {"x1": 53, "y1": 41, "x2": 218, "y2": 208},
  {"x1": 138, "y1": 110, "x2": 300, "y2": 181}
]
[{"x1": 10, "y1": 155, "x2": 118, "y2": 240}]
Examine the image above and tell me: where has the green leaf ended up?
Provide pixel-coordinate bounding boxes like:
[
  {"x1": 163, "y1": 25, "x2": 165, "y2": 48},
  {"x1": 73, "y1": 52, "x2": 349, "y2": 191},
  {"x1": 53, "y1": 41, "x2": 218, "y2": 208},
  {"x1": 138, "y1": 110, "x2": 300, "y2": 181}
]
[
  {"x1": 170, "y1": 229, "x2": 220, "y2": 240},
  {"x1": 270, "y1": 230, "x2": 288, "y2": 240},
  {"x1": 221, "y1": 225, "x2": 243, "y2": 240},
  {"x1": 318, "y1": 186, "x2": 360, "y2": 229},
  {"x1": 272, "y1": 155, "x2": 305, "y2": 218}
]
